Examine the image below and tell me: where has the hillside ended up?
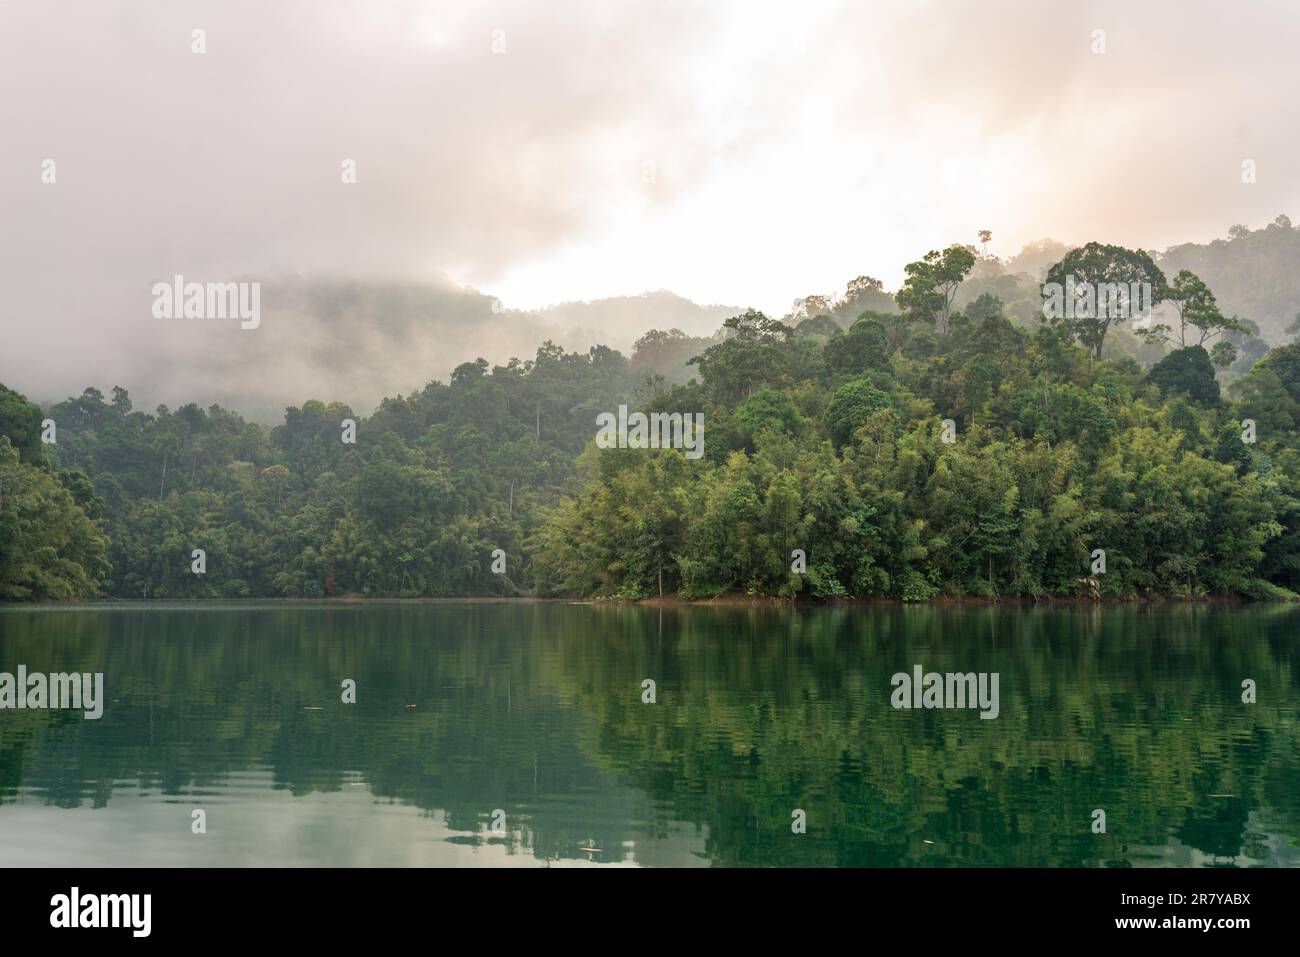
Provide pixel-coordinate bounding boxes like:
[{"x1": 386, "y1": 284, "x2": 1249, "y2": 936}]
[{"x1": 4, "y1": 235, "x2": 1300, "y2": 603}]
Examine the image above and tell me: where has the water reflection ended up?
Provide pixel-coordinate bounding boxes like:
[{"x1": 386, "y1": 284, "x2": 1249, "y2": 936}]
[{"x1": 1, "y1": 602, "x2": 1297, "y2": 866}]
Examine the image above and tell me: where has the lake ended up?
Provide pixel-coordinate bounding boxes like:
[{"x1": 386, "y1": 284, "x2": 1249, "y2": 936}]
[{"x1": 1, "y1": 601, "x2": 1297, "y2": 867}]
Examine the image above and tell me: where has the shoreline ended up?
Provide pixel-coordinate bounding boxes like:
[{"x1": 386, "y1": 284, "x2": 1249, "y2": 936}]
[
  {"x1": 1, "y1": 592, "x2": 1282, "y2": 608},
  {"x1": 630, "y1": 592, "x2": 1264, "y2": 607}
]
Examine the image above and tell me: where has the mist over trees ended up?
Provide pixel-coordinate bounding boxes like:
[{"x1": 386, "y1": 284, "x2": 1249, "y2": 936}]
[{"x1": 3, "y1": 229, "x2": 1300, "y2": 602}]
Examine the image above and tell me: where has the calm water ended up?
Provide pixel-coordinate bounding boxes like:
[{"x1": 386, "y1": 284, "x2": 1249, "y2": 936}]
[{"x1": 1, "y1": 601, "x2": 1297, "y2": 867}]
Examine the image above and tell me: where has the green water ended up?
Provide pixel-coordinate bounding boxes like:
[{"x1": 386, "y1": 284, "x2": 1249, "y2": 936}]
[{"x1": 0, "y1": 602, "x2": 1297, "y2": 867}]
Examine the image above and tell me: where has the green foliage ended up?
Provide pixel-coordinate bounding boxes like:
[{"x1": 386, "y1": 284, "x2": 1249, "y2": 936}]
[
  {"x1": 5, "y1": 603, "x2": 1297, "y2": 866},
  {"x1": 1, "y1": 341, "x2": 642, "y2": 599},
  {"x1": 1044, "y1": 242, "x2": 1167, "y2": 358},
  {"x1": 1161, "y1": 216, "x2": 1300, "y2": 343},
  {"x1": 1147, "y1": 346, "x2": 1221, "y2": 405},
  {"x1": 825, "y1": 379, "x2": 892, "y2": 448},
  {"x1": 794, "y1": 314, "x2": 840, "y2": 339},
  {"x1": 735, "y1": 389, "x2": 800, "y2": 446},
  {"x1": 826, "y1": 314, "x2": 890, "y2": 377},
  {"x1": 1156, "y1": 269, "x2": 1246, "y2": 348},
  {"x1": 533, "y1": 272, "x2": 1300, "y2": 600},
  {"x1": 0, "y1": 384, "x2": 45, "y2": 465},
  {"x1": 687, "y1": 309, "x2": 815, "y2": 406},
  {"x1": 897, "y1": 244, "x2": 977, "y2": 335},
  {"x1": 4, "y1": 249, "x2": 1298, "y2": 604},
  {"x1": 629, "y1": 327, "x2": 717, "y2": 385},
  {"x1": 0, "y1": 436, "x2": 110, "y2": 599}
]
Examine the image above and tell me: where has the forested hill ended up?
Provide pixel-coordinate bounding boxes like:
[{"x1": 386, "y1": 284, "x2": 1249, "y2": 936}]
[
  {"x1": 3, "y1": 238, "x2": 1300, "y2": 602},
  {"x1": 11, "y1": 279, "x2": 739, "y2": 426},
  {"x1": 1160, "y1": 216, "x2": 1300, "y2": 343}
]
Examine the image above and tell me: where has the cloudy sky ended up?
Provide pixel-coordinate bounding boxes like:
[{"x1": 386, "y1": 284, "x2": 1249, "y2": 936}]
[{"x1": 2, "y1": 0, "x2": 1298, "y2": 411}]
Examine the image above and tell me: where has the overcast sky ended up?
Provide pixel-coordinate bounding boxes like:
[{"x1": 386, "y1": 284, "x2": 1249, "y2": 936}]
[{"x1": 2, "y1": 0, "x2": 1298, "y2": 410}]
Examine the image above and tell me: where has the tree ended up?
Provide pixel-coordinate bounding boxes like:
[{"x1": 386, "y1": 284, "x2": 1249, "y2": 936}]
[
  {"x1": 1147, "y1": 346, "x2": 1220, "y2": 405},
  {"x1": 0, "y1": 436, "x2": 110, "y2": 599},
  {"x1": 1159, "y1": 270, "x2": 1244, "y2": 347},
  {"x1": 826, "y1": 315, "x2": 890, "y2": 377},
  {"x1": 1210, "y1": 340, "x2": 1237, "y2": 368},
  {"x1": 844, "y1": 275, "x2": 885, "y2": 302},
  {"x1": 794, "y1": 315, "x2": 840, "y2": 339},
  {"x1": 0, "y1": 385, "x2": 45, "y2": 465},
  {"x1": 687, "y1": 310, "x2": 802, "y2": 405},
  {"x1": 825, "y1": 379, "x2": 892, "y2": 448},
  {"x1": 721, "y1": 309, "x2": 792, "y2": 342},
  {"x1": 897, "y1": 245, "x2": 976, "y2": 336},
  {"x1": 5, "y1": 231, "x2": 1299, "y2": 607},
  {"x1": 735, "y1": 389, "x2": 799, "y2": 445},
  {"x1": 111, "y1": 386, "x2": 132, "y2": 414},
  {"x1": 1043, "y1": 242, "x2": 1166, "y2": 359},
  {"x1": 837, "y1": 276, "x2": 896, "y2": 322},
  {"x1": 964, "y1": 292, "x2": 1004, "y2": 325},
  {"x1": 789, "y1": 295, "x2": 833, "y2": 323},
  {"x1": 630, "y1": 328, "x2": 707, "y2": 382},
  {"x1": 260, "y1": 464, "x2": 291, "y2": 509}
]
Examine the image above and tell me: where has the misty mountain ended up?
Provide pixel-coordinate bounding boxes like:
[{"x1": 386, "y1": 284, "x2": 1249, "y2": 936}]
[
  {"x1": 11, "y1": 280, "x2": 740, "y2": 424},
  {"x1": 951, "y1": 219, "x2": 1300, "y2": 347},
  {"x1": 10, "y1": 219, "x2": 1297, "y2": 424},
  {"x1": 1159, "y1": 216, "x2": 1300, "y2": 343}
]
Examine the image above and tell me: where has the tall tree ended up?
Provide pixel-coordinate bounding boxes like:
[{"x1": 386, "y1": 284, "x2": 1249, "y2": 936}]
[
  {"x1": 1043, "y1": 242, "x2": 1166, "y2": 358},
  {"x1": 897, "y1": 244, "x2": 976, "y2": 336},
  {"x1": 1157, "y1": 269, "x2": 1245, "y2": 347}
]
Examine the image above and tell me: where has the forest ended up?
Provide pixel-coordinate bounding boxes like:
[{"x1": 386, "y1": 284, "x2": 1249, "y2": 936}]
[{"x1": 3, "y1": 223, "x2": 1300, "y2": 602}]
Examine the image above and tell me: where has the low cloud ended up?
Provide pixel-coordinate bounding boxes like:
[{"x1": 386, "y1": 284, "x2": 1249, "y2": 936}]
[{"x1": 2, "y1": 0, "x2": 1297, "y2": 417}]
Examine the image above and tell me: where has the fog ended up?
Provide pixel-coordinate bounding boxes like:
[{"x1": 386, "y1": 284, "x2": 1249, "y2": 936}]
[{"x1": 2, "y1": 0, "x2": 1297, "y2": 419}]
